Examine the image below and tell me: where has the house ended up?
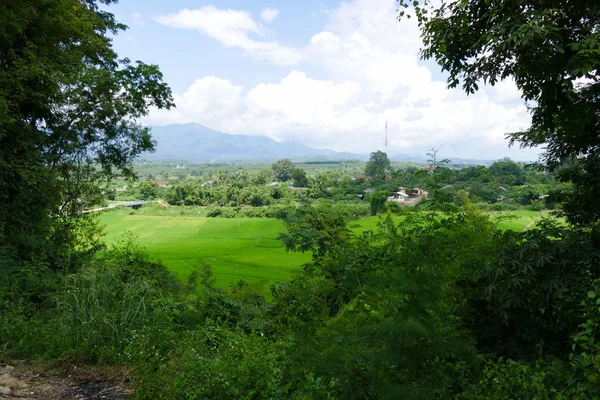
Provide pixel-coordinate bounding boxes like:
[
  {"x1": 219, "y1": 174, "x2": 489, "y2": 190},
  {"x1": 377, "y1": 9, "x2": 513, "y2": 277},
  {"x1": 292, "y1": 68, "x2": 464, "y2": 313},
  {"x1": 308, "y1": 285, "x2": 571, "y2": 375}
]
[
  {"x1": 364, "y1": 188, "x2": 374, "y2": 195},
  {"x1": 201, "y1": 181, "x2": 213, "y2": 188},
  {"x1": 387, "y1": 191, "x2": 410, "y2": 202},
  {"x1": 497, "y1": 195, "x2": 506, "y2": 202},
  {"x1": 266, "y1": 182, "x2": 280, "y2": 187},
  {"x1": 411, "y1": 187, "x2": 429, "y2": 197}
]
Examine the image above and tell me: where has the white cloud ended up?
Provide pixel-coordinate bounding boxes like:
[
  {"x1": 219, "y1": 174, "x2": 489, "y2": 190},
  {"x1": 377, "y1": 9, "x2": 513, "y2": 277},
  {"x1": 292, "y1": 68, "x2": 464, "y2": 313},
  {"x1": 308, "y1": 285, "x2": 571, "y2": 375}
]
[
  {"x1": 154, "y1": 6, "x2": 304, "y2": 65},
  {"x1": 149, "y1": 0, "x2": 537, "y2": 159},
  {"x1": 260, "y1": 8, "x2": 279, "y2": 22}
]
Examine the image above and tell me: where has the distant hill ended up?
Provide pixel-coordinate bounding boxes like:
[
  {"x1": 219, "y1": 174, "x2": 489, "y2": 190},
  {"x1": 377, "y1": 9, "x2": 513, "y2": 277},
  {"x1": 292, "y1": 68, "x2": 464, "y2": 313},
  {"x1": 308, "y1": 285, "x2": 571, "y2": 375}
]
[
  {"x1": 143, "y1": 123, "x2": 499, "y2": 166},
  {"x1": 389, "y1": 154, "x2": 496, "y2": 166},
  {"x1": 144, "y1": 123, "x2": 365, "y2": 162}
]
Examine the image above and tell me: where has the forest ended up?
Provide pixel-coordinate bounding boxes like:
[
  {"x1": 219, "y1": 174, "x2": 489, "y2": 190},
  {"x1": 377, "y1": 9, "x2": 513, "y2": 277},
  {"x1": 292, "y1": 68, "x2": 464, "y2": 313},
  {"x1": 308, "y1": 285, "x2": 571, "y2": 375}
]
[{"x1": 1, "y1": 0, "x2": 599, "y2": 399}]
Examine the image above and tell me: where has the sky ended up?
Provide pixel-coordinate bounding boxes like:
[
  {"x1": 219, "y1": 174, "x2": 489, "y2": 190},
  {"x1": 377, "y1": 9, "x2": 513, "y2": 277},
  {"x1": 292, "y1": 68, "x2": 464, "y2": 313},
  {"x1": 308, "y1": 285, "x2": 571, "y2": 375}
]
[{"x1": 106, "y1": 0, "x2": 541, "y2": 161}]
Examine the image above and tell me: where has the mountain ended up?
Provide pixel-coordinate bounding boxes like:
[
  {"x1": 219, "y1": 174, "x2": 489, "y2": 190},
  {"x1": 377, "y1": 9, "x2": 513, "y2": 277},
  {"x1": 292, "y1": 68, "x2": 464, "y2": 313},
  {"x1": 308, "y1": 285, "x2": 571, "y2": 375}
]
[
  {"x1": 389, "y1": 154, "x2": 496, "y2": 166},
  {"x1": 143, "y1": 123, "x2": 366, "y2": 162},
  {"x1": 143, "y1": 123, "x2": 501, "y2": 165}
]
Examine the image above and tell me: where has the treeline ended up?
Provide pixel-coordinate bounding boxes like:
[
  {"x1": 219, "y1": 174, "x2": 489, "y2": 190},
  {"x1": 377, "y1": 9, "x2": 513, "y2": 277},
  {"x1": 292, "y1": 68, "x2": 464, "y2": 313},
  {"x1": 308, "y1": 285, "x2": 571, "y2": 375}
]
[
  {"x1": 115, "y1": 156, "x2": 562, "y2": 214},
  {"x1": 131, "y1": 200, "x2": 371, "y2": 220}
]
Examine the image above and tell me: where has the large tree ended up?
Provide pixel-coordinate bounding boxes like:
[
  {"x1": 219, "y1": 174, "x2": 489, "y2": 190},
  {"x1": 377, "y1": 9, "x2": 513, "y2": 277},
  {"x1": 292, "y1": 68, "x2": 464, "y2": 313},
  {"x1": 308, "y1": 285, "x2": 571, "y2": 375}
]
[
  {"x1": 291, "y1": 167, "x2": 308, "y2": 187},
  {"x1": 271, "y1": 159, "x2": 294, "y2": 182},
  {"x1": 0, "y1": 0, "x2": 174, "y2": 262},
  {"x1": 398, "y1": 0, "x2": 600, "y2": 229},
  {"x1": 365, "y1": 150, "x2": 391, "y2": 180}
]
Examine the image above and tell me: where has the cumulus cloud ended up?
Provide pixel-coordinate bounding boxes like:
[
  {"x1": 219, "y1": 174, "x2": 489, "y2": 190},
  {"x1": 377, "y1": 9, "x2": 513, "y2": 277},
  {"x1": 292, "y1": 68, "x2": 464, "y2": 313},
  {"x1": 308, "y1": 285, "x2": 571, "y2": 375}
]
[
  {"x1": 149, "y1": 0, "x2": 536, "y2": 159},
  {"x1": 260, "y1": 8, "x2": 279, "y2": 22},
  {"x1": 154, "y1": 6, "x2": 303, "y2": 65}
]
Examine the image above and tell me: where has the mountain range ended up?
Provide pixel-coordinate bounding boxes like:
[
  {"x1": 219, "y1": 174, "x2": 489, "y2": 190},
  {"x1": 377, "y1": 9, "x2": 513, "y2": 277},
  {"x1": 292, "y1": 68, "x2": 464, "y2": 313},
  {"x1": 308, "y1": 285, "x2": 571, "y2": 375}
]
[{"x1": 143, "y1": 123, "x2": 496, "y2": 166}]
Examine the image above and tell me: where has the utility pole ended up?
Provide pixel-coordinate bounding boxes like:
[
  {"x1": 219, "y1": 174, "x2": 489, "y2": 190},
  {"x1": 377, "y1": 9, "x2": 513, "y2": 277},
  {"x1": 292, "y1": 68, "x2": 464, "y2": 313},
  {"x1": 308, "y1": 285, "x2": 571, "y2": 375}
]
[{"x1": 385, "y1": 121, "x2": 388, "y2": 154}]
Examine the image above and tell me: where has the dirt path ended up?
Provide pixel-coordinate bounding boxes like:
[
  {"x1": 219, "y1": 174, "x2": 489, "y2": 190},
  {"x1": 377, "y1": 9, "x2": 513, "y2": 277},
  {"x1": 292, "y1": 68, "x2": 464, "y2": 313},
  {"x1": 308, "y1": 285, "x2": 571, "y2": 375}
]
[
  {"x1": 523, "y1": 210, "x2": 550, "y2": 232},
  {"x1": 0, "y1": 361, "x2": 132, "y2": 400}
]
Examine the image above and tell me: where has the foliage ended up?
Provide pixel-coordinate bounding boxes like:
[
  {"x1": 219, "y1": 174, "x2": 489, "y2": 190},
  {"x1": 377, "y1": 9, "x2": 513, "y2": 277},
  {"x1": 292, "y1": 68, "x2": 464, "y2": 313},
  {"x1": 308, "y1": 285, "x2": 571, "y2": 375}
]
[
  {"x1": 369, "y1": 190, "x2": 388, "y2": 215},
  {"x1": 0, "y1": 241, "x2": 179, "y2": 362},
  {"x1": 568, "y1": 280, "x2": 600, "y2": 397},
  {"x1": 398, "y1": 0, "x2": 600, "y2": 230},
  {"x1": 278, "y1": 203, "x2": 350, "y2": 261},
  {"x1": 130, "y1": 326, "x2": 289, "y2": 400},
  {"x1": 0, "y1": 0, "x2": 173, "y2": 262},
  {"x1": 271, "y1": 158, "x2": 294, "y2": 182},
  {"x1": 489, "y1": 158, "x2": 526, "y2": 186},
  {"x1": 459, "y1": 359, "x2": 571, "y2": 399},
  {"x1": 278, "y1": 208, "x2": 505, "y2": 399},
  {"x1": 460, "y1": 219, "x2": 600, "y2": 359},
  {"x1": 364, "y1": 150, "x2": 391, "y2": 180},
  {"x1": 139, "y1": 181, "x2": 159, "y2": 200},
  {"x1": 3, "y1": 0, "x2": 599, "y2": 397},
  {"x1": 292, "y1": 167, "x2": 309, "y2": 187}
]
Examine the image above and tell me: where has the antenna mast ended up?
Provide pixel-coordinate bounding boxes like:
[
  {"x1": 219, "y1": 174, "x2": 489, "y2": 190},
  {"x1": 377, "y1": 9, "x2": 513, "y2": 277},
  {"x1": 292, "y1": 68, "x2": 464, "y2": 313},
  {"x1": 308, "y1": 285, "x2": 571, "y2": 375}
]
[{"x1": 385, "y1": 121, "x2": 388, "y2": 154}]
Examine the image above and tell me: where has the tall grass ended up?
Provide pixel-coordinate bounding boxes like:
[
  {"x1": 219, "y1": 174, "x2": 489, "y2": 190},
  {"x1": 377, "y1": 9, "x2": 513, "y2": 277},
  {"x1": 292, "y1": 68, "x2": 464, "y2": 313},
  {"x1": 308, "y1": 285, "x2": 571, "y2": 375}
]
[{"x1": 1, "y1": 242, "x2": 180, "y2": 362}]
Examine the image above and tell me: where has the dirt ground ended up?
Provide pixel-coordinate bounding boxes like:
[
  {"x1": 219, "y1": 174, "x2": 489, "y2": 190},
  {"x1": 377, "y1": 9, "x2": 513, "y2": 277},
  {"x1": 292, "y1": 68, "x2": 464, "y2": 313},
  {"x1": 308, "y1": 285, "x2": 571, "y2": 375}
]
[{"x1": 0, "y1": 361, "x2": 132, "y2": 400}]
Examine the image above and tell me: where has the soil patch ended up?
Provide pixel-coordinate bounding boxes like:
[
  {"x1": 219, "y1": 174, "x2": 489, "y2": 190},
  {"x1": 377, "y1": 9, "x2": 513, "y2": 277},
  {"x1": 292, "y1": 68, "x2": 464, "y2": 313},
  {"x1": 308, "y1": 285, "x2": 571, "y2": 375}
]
[{"x1": 0, "y1": 361, "x2": 132, "y2": 400}]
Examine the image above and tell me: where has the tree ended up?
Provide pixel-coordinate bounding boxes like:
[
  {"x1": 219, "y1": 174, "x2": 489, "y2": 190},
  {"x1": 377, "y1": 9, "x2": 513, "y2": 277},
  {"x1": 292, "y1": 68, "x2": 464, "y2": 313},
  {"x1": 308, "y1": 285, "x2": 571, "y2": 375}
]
[
  {"x1": 398, "y1": 2, "x2": 600, "y2": 392},
  {"x1": 365, "y1": 151, "x2": 391, "y2": 180},
  {"x1": 0, "y1": 0, "x2": 174, "y2": 261},
  {"x1": 309, "y1": 173, "x2": 329, "y2": 198},
  {"x1": 139, "y1": 181, "x2": 159, "y2": 200},
  {"x1": 398, "y1": 0, "x2": 600, "y2": 228},
  {"x1": 271, "y1": 159, "x2": 294, "y2": 182},
  {"x1": 291, "y1": 168, "x2": 308, "y2": 187},
  {"x1": 279, "y1": 204, "x2": 350, "y2": 261},
  {"x1": 370, "y1": 190, "x2": 388, "y2": 215},
  {"x1": 489, "y1": 158, "x2": 526, "y2": 186}
]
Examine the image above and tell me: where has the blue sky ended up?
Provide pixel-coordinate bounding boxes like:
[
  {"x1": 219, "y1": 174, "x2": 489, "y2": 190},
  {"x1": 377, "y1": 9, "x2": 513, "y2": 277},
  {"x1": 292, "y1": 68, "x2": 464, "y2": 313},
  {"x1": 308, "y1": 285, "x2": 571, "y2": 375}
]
[{"x1": 106, "y1": 0, "x2": 540, "y2": 160}]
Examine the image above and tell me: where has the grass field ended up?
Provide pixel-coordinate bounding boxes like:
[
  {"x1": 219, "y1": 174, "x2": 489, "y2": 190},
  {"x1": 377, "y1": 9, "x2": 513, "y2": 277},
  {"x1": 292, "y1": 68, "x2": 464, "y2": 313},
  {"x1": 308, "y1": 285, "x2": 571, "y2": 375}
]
[
  {"x1": 494, "y1": 210, "x2": 545, "y2": 231},
  {"x1": 352, "y1": 210, "x2": 546, "y2": 234},
  {"x1": 99, "y1": 209, "x2": 311, "y2": 293},
  {"x1": 99, "y1": 208, "x2": 550, "y2": 293}
]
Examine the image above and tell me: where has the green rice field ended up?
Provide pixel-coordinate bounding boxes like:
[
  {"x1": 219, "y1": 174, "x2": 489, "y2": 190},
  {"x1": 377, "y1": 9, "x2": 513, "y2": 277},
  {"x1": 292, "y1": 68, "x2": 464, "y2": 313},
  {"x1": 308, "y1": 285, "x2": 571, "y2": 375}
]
[
  {"x1": 99, "y1": 209, "x2": 311, "y2": 292},
  {"x1": 99, "y1": 208, "x2": 550, "y2": 292},
  {"x1": 351, "y1": 209, "x2": 547, "y2": 234},
  {"x1": 494, "y1": 209, "x2": 547, "y2": 231}
]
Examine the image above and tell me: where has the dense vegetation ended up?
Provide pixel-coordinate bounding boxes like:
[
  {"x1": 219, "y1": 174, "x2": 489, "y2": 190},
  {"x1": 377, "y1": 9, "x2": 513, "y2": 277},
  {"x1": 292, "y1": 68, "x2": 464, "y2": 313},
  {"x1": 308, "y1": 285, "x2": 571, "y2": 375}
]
[
  {"x1": 112, "y1": 154, "x2": 561, "y2": 215},
  {"x1": 1, "y1": 0, "x2": 599, "y2": 399}
]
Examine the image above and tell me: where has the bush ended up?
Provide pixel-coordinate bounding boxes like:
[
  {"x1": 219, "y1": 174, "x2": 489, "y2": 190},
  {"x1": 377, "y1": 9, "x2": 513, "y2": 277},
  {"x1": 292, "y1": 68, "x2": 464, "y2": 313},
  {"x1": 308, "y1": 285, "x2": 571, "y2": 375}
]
[
  {"x1": 0, "y1": 241, "x2": 180, "y2": 362},
  {"x1": 459, "y1": 359, "x2": 571, "y2": 399},
  {"x1": 130, "y1": 325, "x2": 289, "y2": 400}
]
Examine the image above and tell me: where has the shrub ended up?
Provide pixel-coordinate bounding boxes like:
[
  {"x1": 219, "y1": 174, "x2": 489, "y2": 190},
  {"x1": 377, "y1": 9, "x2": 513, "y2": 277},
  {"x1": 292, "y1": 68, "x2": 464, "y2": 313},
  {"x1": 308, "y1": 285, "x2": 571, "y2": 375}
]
[
  {"x1": 130, "y1": 326, "x2": 289, "y2": 400},
  {"x1": 0, "y1": 242, "x2": 180, "y2": 362}
]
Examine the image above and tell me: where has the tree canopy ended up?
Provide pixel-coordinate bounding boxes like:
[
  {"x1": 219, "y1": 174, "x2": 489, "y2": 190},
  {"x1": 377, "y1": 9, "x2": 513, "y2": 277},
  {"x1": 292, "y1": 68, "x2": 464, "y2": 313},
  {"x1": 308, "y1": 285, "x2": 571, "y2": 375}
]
[
  {"x1": 365, "y1": 150, "x2": 391, "y2": 180},
  {"x1": 271, "y1": 159, "x2": 294, "y2": 182},
  {"x1": 291, "y1": 167, "x2": 308, "y2": 187},
  {"x1": 399, "y1": 0, "x2": 600, "y2": 229},
  {"x1": 0, "y1": 0, "x2": 174, "y2": 261}
]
